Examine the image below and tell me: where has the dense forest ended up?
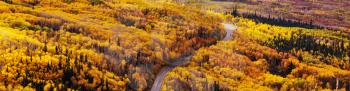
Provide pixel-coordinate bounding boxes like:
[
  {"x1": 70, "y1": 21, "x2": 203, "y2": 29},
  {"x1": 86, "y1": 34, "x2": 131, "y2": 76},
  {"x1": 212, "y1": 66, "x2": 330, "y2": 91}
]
[
  {"x1": 0, "y1": 0, "x2": 224, "y2": 90},
  {"x1": 215, "y1": 0, "x2": 350, "y2": 30},
  {"x1": 0, "y1": 0, "x2": 350, "y2": 91},
  {"x1": 230, "y1": 8, "x2": 323, "y2": 30},
  {"x1": 163, "y1": 16, "x2": 350, "y2": 90}
]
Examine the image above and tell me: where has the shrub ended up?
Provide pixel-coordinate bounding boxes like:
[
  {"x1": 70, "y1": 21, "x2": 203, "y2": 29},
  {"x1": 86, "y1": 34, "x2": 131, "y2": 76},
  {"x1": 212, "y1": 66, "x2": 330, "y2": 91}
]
[
  {"x1": 28, "y1": 25, "x2": 42, "y2": 31},
  {"x1": 63, "y1": 0, "x2": 73, "y2": 4},
  {"x1": 0, "y1": 6, "x2": 11, "y2": 13},
  {"x1": 10, "y1": 19, "x2": 31, "y2": 30},
  {"x1": 89, "y1": 0, "x2": 103, "y2": 5},
  {"x1": 4, "y1": 0, "x2": 12, "y2": 4},
  {"x1": 31, "y1": 18, "x2": 63, "y2": 31},
  {"x1": 117, "y1": 16, "x2": 137, "y2": 26}
]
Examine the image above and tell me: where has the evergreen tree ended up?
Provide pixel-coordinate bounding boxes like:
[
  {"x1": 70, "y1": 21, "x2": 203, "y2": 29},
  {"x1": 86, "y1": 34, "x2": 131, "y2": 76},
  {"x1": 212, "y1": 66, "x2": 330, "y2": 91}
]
[
  {"x1": 231, "y1": 7, "x2": 239, "y2": 16},
  {"x1": 4, "y1": 0, "x2": 12, "y2": 4}
]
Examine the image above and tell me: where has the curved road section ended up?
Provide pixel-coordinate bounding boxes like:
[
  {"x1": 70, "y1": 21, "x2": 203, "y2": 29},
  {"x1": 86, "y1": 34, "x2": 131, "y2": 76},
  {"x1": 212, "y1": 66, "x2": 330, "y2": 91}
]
[{"x1": 150, "y1": 23, "x2": 237, "y2": 91}]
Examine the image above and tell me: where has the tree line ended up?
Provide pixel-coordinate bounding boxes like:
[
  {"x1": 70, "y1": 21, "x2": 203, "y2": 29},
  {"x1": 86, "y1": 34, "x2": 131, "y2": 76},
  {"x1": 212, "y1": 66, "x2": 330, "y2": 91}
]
[
  {"x1": 230, "y1": 8, "x2": 324, "y2": 29},
  {"x1": 268, "y1": 30, "x2": 349, "y2": 58}
]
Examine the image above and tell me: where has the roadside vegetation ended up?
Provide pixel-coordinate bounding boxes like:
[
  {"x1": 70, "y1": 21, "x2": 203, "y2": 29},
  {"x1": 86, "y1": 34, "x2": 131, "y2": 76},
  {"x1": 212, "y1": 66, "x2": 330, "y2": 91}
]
[{"x1": 163, "y1": 15, "x2": 350, "y2": 91}]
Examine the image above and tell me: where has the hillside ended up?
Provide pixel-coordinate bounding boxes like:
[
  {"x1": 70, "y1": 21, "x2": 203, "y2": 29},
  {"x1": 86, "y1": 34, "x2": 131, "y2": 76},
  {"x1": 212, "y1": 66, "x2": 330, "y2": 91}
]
[
  {"x1": 163, "y1": 16, "x2": 350, "y2": 91},
  {"x1": 0, "y1": 0, "x2": 224, "y2": 90},
  {"x1": 212, "y1": 0, "x2": 350, "y2": 31},
  {"x1": 0, "y1": 0, "x2": 350, "y2": 91}
]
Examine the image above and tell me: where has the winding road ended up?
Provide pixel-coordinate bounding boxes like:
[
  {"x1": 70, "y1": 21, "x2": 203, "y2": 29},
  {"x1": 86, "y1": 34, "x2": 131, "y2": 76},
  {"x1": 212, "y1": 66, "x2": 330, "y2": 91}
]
[
  {"x1": 150, "y1": 23, "x2": 237, "y2": 91},
  {"x1": 222, "y1": 23, "x2": 237, "y2": 41}
]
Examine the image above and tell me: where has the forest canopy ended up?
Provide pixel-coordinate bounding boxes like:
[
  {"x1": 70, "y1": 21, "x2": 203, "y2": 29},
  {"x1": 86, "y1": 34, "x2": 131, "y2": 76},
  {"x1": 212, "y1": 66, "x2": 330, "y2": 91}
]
[{"x1": 0, "y1": 0, "x2": 350, "y2": 91}]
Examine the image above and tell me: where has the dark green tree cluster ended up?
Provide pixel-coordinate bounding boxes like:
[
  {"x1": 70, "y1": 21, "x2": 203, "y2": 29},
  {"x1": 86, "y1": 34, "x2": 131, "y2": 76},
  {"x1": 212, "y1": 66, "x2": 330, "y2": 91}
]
[
  {"x1": 89, "y1": 0, "x2": 103, "y2": 5},
  {"x1": 231, "y1": 8, "x2": 323, "y2": 29},
  {"x1": 269, "y1": 31, "x2": 349, "y2": 58},
  {"x1": 4, "y1": 0, "x2": 12, "y2": 4},
  {"x1": 212, "y1": 81, "x2": 230, "y2": 91}
]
